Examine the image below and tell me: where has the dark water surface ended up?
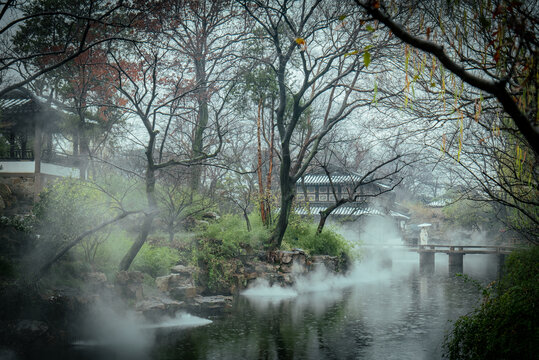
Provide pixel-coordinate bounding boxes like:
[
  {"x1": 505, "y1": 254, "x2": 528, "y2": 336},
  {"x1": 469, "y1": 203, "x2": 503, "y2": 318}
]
[
  {"x1": 7, "y1": 251, "x2": 495, "y2": 360},
  {"x1": 150, "y1": 251, "x2": 494, "y2": 360}
]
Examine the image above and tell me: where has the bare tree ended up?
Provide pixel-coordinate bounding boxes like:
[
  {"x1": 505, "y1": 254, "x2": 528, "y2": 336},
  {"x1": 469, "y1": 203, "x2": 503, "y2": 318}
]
[
  {"x1": 242, "y1": 0, "x2": 395, "y2": 249},
  {"x1": 105, "y1": 39, "x2": 223, "y2": 271}
]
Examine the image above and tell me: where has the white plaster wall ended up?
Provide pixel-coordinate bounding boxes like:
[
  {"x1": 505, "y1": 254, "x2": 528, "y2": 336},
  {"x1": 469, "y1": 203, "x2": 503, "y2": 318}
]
[
  {"x1": 0, "y1": 161, "x2": 35, "y2": 173},
  {"x1": 0, "y1": 161, "x2": 79, "y2": 177}
]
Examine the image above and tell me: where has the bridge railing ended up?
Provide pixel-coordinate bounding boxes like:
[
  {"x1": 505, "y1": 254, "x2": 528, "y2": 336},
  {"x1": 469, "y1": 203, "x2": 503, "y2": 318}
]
[
  {"x1": 417, "y1": 244, "x2": 520, "y2": 254},
  {"x1": 361, "y1": 244, "x2": 522, "y2": 254}
]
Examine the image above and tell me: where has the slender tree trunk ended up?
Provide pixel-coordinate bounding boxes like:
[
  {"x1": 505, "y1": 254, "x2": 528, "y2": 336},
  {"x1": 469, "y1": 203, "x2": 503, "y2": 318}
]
[
  {"x1": 317, "y1": 214, "x2": 328, "y2": 234},
  {"x1": 119, "y1": 155, "x2": 158, "y2": 271},
  {"x1": 264, "y1": 99, "x2": 275, "y2": 226},
  {"x1": 256, "y1": 98, "x2": 267, "y2": 224},
  {"x1": 317, "y1": 199, "x2": 347, "y2": 234},
  {"x1": 243, "y1": 210, "x2": 252, "y2": 232},
  {"x1": 191, "y1": 57, "x2": 208, "y2": 191},
  {"x1": 119, "y1": 213, "x2": 155, "y2": 271},
  {"x1": 269, "y1": 140, "x2": 294, "y2": 249},
  {"x1": 79, "y1": 120, "x2": 89, "y2": 180}
]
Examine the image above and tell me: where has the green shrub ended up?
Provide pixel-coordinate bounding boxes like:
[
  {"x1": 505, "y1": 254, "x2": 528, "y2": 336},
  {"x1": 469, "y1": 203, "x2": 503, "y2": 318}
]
[
  {"x1": 443, "y1": 246, "x2": 539, "y2": 360},
  {"x1": 194, "y1": 214, "x2": 269, "y2": 294},
  {"x1": 200, "y1": 214, "x2": 269, "y2": 250},
  {"x1": 132, "y1": 244, "x2": 180, "y2": 278},
  {"x1": 282, "y1": 217, "x2": 351, "y2": 257}
]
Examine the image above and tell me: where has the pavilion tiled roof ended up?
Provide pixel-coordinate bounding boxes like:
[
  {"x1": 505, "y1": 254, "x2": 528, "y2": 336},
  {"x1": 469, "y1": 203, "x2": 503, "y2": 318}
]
[{"x1": 0, "y1": 88, "x2": 41, "y2": 114}]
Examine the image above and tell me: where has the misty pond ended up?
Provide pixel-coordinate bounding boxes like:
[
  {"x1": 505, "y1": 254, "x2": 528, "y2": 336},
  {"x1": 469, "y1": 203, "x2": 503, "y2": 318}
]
[{"x1": 55, "y1": 250, "x2": 496, "y2": 360}]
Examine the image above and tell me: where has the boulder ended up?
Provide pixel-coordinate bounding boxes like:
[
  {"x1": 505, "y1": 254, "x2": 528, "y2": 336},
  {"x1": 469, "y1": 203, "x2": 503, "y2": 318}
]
[
  {"x1": 155, "y1": 276, "x2": 170, "y2": 292},
  {"x1": 156, "y1": 271, "x2": 194, "y2": 292},
  {"x1": 310, "y1": 255, "x2": 341, "y2": 272},
  {"x1": 136, "y1": 297, "x2": 184, "y2": 321},
  {"x1": 170, "y1": 264, "x2": 196, "y2": 276},
  {"x1": 14, "y1": 320, "x2": 48, "y2": 340},
  {"x1": 115, "y1": 271, "x2": 144, "y2": 301},
  {"x1": 186, "y1": 295, "x2": 232, "y2": 316},
  {"x1": 169, "y1": 286, "x2": 197, "y2": 301},
  {"x1": 201, "y1": 211, "x2": 220, "y2": 220},
  {"x1": 84, "y1": 272, "x2": 108, "y2": 291}
]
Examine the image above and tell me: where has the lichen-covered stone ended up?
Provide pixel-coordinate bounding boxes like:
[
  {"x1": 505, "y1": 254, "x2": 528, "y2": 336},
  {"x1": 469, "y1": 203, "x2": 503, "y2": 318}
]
[{"x1": 169, "y1": 286, "x2": 197, "y2": 301}]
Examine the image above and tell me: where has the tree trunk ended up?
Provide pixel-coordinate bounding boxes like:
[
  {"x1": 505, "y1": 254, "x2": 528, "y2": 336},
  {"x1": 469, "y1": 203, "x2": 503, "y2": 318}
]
[
  {"x1": 317, "y1": 213, "x2": 328, "y2": 234},
  {"x1": 269, "y1": 182, "x2": 294, "y2": 249},
  {"x1": 243, "y1": 210, "x2": 252, "y2": 232},
  {"x1": 79, "y1": 122, "x2": 89, "y2": 180},
  {"x1": 264, "y1": 99, "x2": 275, "y2": 226},
  {"x1": 191, "y1": 57, "x2": 208, "y2": 192},
  {"x1": 119, "y1": 160, "x2": 157, "y2": 271},
  {"x1": 269, "y1": 145, "x2": 294, "y2": 249},
  {"x1": 119, "y1": 213, "x2": 155, "y2": 271},
  {"x1": 317, "y1": 199, "x2": 347, "y2": 234},
  {"x1": 256, "y1": 98, "x2": 267, "y2": 224}
]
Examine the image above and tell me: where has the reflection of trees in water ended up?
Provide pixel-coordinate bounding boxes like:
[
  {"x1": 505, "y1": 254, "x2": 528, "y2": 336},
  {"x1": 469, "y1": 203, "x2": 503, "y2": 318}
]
[{"x1": 151, "y1": 269, "x2": 491, "y2": 359}]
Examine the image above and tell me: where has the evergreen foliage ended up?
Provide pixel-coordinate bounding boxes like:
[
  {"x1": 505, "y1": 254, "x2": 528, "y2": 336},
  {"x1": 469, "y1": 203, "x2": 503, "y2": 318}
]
[{"x1": 443, "y1": 246, "x2": 539, "y2": 360}]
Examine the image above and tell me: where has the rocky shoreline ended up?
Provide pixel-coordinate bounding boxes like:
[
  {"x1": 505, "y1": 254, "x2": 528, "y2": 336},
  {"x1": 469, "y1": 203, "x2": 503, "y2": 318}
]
[{"x1": 0, "y1": 249, "x2": 346, "y2": 358}]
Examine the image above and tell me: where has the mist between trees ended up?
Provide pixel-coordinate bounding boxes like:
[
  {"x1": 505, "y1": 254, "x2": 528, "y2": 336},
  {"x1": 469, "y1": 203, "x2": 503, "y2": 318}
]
[{"x1": 0, "y1": 0, "x2": 537, "y2": 275}]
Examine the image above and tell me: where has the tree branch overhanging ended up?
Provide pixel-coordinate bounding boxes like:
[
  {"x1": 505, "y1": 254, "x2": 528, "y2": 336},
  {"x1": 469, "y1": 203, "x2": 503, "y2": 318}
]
[{"x1": 355, "y1": 0, "x2": 539, "y2": 155}]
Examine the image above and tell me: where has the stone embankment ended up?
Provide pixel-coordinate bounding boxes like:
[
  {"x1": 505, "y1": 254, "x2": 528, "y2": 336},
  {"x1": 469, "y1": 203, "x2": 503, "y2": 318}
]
[{"x1": 138, "y1": 250, "x2": 346, "y2": 320}]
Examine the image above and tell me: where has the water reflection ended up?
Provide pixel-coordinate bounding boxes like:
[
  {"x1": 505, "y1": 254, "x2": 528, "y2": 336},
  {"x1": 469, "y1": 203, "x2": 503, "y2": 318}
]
[{"x1": 153, "y1": 252, "x2": 491, "y2": 359}]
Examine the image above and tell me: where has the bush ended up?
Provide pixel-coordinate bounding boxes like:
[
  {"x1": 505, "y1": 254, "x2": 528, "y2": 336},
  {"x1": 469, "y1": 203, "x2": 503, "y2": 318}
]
[
  {"x1": 132, "y1": 244, "x2": 180, "y2": 278},
  {"x1": 200, "y1": 214, "x2": 269, "y2": 250},
  {"x1": 193, "y1": 214, "x2": 269, "y2": 294},
  {"x1": 282, "y1": 216, "x2": 350, "y2": 257},
  {"x1": 443, "y1": 246, "x2": 539, "y2": 359}
]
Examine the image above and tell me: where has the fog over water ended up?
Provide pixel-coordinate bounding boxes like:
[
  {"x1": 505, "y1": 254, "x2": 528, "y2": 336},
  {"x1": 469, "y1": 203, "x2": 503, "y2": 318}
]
[
  {"x1": 148, "y1": 248, "x2": 492, "y2": 360},
  {"x1": 44, "y1": 228, "x2": 498, "y2": 360}
]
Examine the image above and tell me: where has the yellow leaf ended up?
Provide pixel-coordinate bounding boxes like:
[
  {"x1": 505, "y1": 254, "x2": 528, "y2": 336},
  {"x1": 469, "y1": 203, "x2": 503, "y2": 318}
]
[{"x1": 295, "y1": 38, "x2": 305, "y2": 45}]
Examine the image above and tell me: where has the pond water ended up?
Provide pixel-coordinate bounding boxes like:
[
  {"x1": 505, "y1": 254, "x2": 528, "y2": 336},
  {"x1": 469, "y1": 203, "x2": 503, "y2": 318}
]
[
  {"x1": 31, "y1": 249, "x2": 496, "y2": 360},
  {"x1": 150, "y1": 250, "x2": 496, "y2": 360}
]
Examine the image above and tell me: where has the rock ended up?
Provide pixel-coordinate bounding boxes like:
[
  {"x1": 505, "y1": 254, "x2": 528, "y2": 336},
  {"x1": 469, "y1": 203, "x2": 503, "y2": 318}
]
[
  {"x1": 155, "y1": 276, "x2": 170, "y2": 292},
  {"x1": 169, "y1": 286, "x2": 197, "y2": 301},
  {"x1": 156, "y1": 271, "x2": 194, "y2": 292},
  {"x1": 136, "y1": 297, "x2": 184, "y2": 321},
  {"x1": 115, "y1": 271, "x2": 144, "y2": 301},
  {"x1": 279, "y1": 263, "x2": 292, "y2": 273},
  {"x1": 14, "y1": 320, "x2": 48, "y2": 339},
  {"x1": 201, "y1": 211, "x2": 220, "y2": 220},
  {"x1": 170, "y1": 264, "x2": 196, "y2": 276},
  {"x1": 186, "y1": 295, "x2": 232, "y2": 316},
  {"x1": 84, "y1": 272, "x2": 108, "y2": 291},
  {"x1": 195, "y1": 219, "x2": 209, "y2": 227},
  {"x1": 0, "y1": 183, "x2": 16, "y2": 211},
  {"x1": 280, "y1": 251, "x2": 293, "y2": 264},
  {"x1": 310, "y1": 255, "x2": 342, "y2": 272}
]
